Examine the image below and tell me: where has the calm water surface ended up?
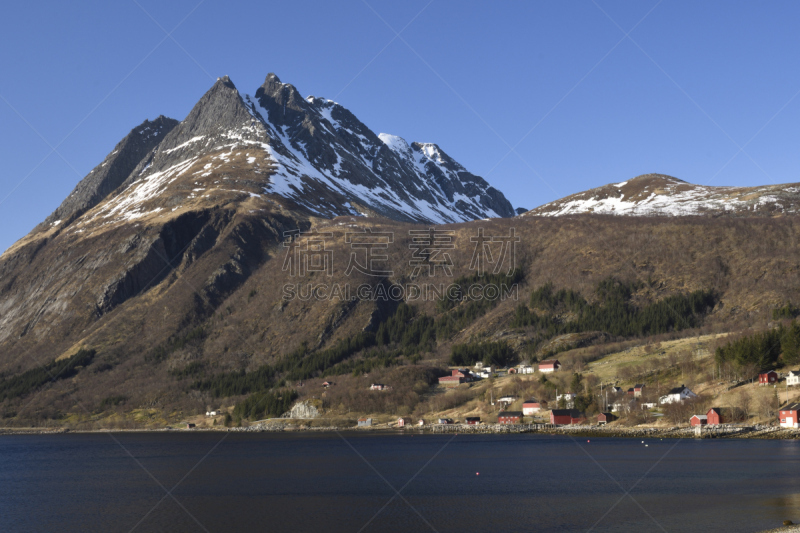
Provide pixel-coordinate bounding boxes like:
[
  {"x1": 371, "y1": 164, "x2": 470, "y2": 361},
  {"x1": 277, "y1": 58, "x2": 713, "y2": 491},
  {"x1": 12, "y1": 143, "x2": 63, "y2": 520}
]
[{"x1": 0, "y1": 431, "x2": 799, "y2": 532}]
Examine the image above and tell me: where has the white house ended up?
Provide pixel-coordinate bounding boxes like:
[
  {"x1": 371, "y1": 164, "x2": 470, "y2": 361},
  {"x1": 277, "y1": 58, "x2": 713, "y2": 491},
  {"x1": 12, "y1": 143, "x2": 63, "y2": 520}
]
[
  {"x1": 557, "y1": 393, "x2": 576, "y2": 409},
  {"x1": 612, "y1": 399, "x2": 634, "y2": 413},
  {"x1": 659, "y1": 385, "x2": 697, "y2": 405},
  {"x1": 787, "y1": 371, "x2": 800, "y2": 387},
  {"x1": 516, "y1": 364, "x2": 534, "y2": 374},
  {"x1": 498, "y1": 396, "x2": 516, "y2": 406}
]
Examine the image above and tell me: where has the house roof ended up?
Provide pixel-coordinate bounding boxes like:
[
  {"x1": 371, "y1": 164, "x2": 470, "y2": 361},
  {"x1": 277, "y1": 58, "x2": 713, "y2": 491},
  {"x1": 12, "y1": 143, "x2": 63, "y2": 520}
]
[
  {"x1": 707, "y1": 407, "x2": 722, "y2": 415},
  {"x1": 665, "y1": 385, "x2": 690, "y2": 395},
  {"x1": 551, "y1": 409, "x2": 583, "y2": 417},
  {"x1": 498, "y1": 411, "x2": 523, "y2": 417},
  {"x1": 634, "y1": 384, "x2": 645, "y2": 389},
  {"x1": 759, "y1": 370, "x2": 778, "y2": 375},
  {"x1": 782, "y1": 403, "x2": 800, "y2": 411},
  {"x1": 691, "y1": 415, "x2": 708, "y2": 420},
  {"x1": 523, "y1": 398, "x2": 540, "y2": 404},
  {"x1": 788, "y1": 371, "x2": 800, "y2": 377},
  {"x1": 539, "y1": 359, "x2": 559, "y2": 365}
]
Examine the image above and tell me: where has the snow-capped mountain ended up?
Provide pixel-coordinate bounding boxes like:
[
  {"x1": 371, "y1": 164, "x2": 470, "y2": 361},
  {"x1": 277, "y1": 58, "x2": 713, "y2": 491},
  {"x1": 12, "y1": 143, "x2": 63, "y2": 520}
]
[
  {"x1": 40, "y1": 73, "x2": 512, "y2": 238},
  {"x1": 525, "y1": 174, "x2": 800, "y2": 217}
]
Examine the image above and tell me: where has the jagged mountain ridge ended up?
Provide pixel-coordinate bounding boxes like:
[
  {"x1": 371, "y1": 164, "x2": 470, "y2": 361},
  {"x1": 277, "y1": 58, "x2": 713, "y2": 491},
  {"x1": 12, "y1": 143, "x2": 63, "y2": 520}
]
[
  {"x1": 525, "y1": 174, "x2": 800, "y2": 217},
  {"x1": 35, "y1": 73, "x2": 513, "y2": 242}
]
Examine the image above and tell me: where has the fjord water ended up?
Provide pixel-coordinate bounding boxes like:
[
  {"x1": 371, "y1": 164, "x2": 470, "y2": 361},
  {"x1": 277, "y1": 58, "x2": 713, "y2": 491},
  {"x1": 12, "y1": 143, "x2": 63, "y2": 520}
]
[{"x1": 1, "y1": 432, "x2": 798, "y2": 532}]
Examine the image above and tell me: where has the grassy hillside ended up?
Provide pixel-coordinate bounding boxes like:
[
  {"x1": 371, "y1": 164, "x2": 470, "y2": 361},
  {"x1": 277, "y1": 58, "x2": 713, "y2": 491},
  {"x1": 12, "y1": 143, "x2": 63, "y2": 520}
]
[{"x1": 4, "y1": 212, "x2": 800, "y2": 427}]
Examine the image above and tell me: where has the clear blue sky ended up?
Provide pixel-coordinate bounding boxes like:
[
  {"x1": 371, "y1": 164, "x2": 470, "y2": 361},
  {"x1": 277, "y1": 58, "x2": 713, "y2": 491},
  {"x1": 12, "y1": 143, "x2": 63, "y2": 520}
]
[{"x1": 1, "y1": 1, "x2": 799, "y2": 252}]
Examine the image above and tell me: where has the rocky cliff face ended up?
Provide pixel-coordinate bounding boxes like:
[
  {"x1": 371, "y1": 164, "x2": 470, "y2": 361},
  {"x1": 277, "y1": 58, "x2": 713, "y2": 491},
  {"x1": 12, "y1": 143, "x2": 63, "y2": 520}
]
[
  {"x1": 37, "y1": 116, "x2": 178, "y2": 231},
  {"x1": 525, "y1": 174, "x2": 800, "y2": 217}
]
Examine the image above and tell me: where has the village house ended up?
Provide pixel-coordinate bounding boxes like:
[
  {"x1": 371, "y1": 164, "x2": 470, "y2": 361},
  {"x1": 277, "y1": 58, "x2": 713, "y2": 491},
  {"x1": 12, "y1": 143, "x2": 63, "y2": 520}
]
[
  {"x1": 522, "y1": 399, "x2": 544, "y2": 415},
  {"x1": 322, "y1": 381, "x2": 334, "y2": 388},
  {"x1": 787, "y1": 371, "x2": 800, "y2": 387},
  {"x1": 357, "y1": 417, "x2": 372, "y2": 427},
  {"x1": 780, "y1": 403, "x2": 800, "y2": 428},
  {"x1": 550, "y1": 409, "x2": 585, "y2": 426},
  {"x1": 690, "y1": 414, "x2": 708, "y2": 427},
  {"x1": 417, "y1": 419, "x2": 425, "y2": 426},
  {"x1": 627, "y1": 384, "x2": 645, "y2": 398},
  {"x1": 185, "y1": 423, "x2": 196, "y2": 429},
  {"x1": 659, "y1": 384, "x2": 697, "y2": 405},
  {"x1": 512, "y1": 364, "x2": 534, "y2": 374},
  {"x1": 597, "y1": 412, "x2": 616, "y2": 425},
  {"x1": 396, "y1": 417, "x2": 412, "y2": 427},
  {"x1": 611, "y1": 386, "x2": 623, "y2": 394},
  {"x1": 497, "y1": 411, "x2": 523, "y2": 424},
  {"x1": 205, "y1": 410, "x2": 218, "y2": 417},
  {"x1": 498, "y1": 396, "x2": 516, "y2": 407},
  {"x1": 759, "y1": 370, "x2": 779, "y2": 385},
  {"x1": 538, "y1": 359, "x2": 561, "y2": 373},
  {"x1": 439, "y1": 369, "x2": 471, "y2": 388},
  {"x1": 465, "y1": 417, "x2": 481, "y2": 425},
  {"x1": 556, "y1": 393, "x2": 576, "y2": 409},
  {"x1": 438, "y1": 418, "x2": 454, "y2": 425},
  {"x1": 612, "y1": 399, "x2": 634, "y2": 413},
  {"x1": 370, "y1": 383, "x2": 389, "y2": 391}
]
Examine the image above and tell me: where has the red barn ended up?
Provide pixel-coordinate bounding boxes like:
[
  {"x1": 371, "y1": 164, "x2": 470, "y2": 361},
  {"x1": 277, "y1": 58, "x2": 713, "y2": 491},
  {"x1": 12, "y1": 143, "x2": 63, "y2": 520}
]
[
  {"x1": 759, "y1": 371, "x2": 778, "y2": 385},
  {"x1": 706, "y1": 407, "x2": 723, "y2": 425},
  {"x1": 550, "y1": 409, "x2": 585, "y2": 426},
  {"x1": 498, "y1": 412, "x2": 523, "y2": 424},
  {"x1": 690, "y1": 415, "x2": 707, "y2": 427}
]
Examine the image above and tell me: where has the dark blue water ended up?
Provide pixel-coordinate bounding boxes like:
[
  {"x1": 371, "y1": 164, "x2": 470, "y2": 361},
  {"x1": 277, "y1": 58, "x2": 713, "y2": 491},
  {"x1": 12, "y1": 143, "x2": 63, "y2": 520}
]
[{"x1": 0, "y1": 432, "x2": 798, "y2": 532}]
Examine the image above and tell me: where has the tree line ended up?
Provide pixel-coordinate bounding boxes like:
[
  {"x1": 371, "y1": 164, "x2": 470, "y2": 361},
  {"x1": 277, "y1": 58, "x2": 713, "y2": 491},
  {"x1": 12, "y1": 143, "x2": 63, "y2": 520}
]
[{"x1": 511, "y1": 278, "x2": 716, "y2": 343}]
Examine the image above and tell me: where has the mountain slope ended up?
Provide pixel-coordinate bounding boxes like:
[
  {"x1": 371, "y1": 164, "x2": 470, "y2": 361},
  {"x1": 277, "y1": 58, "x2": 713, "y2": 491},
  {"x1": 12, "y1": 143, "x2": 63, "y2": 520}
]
[
  {"x1": 525, "y1": 174, "x2": 800, "y2": 217},
  {"x1": 0, "y1": 72, "x2": 514, "y2": 364}
]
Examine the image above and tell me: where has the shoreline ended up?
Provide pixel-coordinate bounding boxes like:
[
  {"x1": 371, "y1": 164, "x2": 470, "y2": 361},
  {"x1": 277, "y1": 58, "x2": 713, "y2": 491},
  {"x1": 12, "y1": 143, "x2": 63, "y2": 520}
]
[{"x1": 2, "y1": 423, "x2": 799, "y2": 440}]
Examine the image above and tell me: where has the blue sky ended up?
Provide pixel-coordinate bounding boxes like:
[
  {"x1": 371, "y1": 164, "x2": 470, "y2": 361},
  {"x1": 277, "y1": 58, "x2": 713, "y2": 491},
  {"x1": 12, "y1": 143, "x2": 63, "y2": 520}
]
[{"x1": 1, "y1": 1, "x2": 799, "y2": 252}]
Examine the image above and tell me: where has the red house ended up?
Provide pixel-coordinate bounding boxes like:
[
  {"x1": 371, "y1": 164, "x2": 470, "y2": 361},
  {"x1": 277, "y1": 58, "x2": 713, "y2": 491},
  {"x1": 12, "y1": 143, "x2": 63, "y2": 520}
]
[
  {"x1": 465, "y1": 417, "x2": 481, "y2": 425},
  {"x1": 690, "y1": 414, "x2": 707, "y2": 427},
  {"x1": 706, "y1": 407, "x2": 723, "y2": 425},
  {"x1": 498, "y1": 412, "x2": 523, "y2": 424},
  {"x1": 397, "y1": 417, "x2": 412, "y2": 427},
  {"x1": 759, "y1": 371, "x2": 778, "y2": 385},
  {"x1": 597, "y1": 412, "x2": 616, "y2": 425},
  {"x1": 538, "y1": 359, "x2": 561, "y2": 373},
  {"x1": 780, "y1": 403, "x2": 800, "y2": 428},
  {"x1": 550, "y1": 409, "x2": 585, "y2": 426},
  {"x1": 522, "y1": 399, "x2": 544, "y2": 415}
]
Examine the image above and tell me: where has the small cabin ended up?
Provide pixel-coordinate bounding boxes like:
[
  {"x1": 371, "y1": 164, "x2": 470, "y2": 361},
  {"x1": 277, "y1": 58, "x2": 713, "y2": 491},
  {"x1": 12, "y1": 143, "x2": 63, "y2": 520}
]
[
  {"x1": 597, "y1": 412, "x2": 616, "y2": 425},
  {"x1": 690, "y1": 414, "x2": 707, "y2": 427},
  {"x1": 357, "y1": 417, "x2": 372, "y2": 427}
]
